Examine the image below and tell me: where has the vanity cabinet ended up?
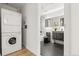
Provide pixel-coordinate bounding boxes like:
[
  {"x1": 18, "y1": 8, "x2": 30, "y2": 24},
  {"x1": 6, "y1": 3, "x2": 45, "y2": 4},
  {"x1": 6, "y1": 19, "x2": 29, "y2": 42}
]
[{"x1": 52, "y1": 31, "x2": 64, "y2": 44}]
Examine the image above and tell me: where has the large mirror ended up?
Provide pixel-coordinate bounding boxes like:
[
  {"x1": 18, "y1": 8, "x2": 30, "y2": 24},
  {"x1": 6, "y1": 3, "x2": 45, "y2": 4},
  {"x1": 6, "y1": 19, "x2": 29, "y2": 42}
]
[{"x1": 45, "y1": 18, "x2": 51, "y2": 27}]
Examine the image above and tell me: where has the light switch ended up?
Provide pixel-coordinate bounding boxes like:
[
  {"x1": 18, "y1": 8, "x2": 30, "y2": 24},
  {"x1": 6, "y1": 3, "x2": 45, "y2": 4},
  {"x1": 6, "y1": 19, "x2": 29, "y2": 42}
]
[{"x1": 25, "y1": 25, "x2": 27, "y2": 29}]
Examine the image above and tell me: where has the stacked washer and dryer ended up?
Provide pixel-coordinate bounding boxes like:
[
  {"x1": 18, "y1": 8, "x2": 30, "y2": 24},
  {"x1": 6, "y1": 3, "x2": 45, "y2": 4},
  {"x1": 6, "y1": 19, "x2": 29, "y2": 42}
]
[{"x1": 0, "y1": 8, "x2": 22, "y2": 56}]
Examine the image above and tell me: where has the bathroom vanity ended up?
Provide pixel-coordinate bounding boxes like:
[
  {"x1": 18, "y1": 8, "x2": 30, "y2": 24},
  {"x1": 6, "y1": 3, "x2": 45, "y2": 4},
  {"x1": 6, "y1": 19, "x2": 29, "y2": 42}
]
[{"x1": 52, "y1": 31, "x2": 64, "y2": 45}]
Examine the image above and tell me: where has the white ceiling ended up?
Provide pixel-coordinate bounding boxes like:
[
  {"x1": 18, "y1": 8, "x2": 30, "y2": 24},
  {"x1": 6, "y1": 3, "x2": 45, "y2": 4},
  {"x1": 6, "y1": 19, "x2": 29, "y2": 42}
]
[
  {"x1": 8, "y1": 3, "x2": 64, "y2": 10},
  {"x1": 40, "y1": 3, "x2": 64, "y2": 13},
  {"x1": 7, "y1": 3, "x2": 64, "y2": 15},
  {"x1": 8, "y1": 3, "x2": 26, "y2": 9}
]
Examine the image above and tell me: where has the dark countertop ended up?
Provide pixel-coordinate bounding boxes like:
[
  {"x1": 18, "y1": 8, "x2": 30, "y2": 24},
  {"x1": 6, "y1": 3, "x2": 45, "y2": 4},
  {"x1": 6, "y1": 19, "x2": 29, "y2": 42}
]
[{"x1": 53, "y1": 31, "x2": 64, "y2": 33}]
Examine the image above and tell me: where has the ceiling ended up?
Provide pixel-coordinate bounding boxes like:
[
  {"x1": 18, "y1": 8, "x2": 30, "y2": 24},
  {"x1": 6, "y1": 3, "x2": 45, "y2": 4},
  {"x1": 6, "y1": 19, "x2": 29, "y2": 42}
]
[
  {"x1": 40, "y1": 3, "x2": 64, "y2": 13},
  {"x1": 7, "y1": 3, "x2": 26, "y2": 9},
  {"x1": 8, "y1": 3, "x2": 64, "y2": 10},
  {"x1": 7, "y1": 3, "x2": 64, "y2": 15}
]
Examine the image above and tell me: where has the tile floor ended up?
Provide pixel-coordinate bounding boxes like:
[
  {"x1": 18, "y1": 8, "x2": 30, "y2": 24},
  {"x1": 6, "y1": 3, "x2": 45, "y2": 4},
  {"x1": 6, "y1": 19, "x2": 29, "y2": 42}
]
[{"x1": 41, "y1": 41, "x2": 64, "y2": 56}]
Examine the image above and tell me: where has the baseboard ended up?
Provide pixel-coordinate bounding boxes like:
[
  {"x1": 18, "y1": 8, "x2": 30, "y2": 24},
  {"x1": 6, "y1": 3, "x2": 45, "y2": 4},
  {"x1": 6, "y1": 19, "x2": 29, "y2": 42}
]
[{"x1": 26, "y1": 47, "x2": 38, "y2": 56}]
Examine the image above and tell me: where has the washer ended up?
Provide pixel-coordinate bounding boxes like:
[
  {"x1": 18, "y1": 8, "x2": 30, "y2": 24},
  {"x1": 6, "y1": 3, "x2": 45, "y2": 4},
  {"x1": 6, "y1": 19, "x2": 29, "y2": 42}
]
[
  {"x1": 0, "y1": 8, "x2": 22, "y2": 56},
  {"x1": 2, "y1": 32, "x2": 21, "y2": 55}
]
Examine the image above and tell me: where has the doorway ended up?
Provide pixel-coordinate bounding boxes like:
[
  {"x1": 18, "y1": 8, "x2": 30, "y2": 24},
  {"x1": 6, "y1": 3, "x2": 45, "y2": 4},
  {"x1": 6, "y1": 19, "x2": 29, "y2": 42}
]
[{"x1": 40, "y1": 3, "x2": 64, "y2": 56}]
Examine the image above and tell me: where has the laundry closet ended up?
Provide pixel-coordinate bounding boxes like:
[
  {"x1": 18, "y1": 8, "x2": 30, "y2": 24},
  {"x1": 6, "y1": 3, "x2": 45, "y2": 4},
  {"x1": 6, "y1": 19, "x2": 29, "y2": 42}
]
[{"x1": 0, "y1": 4, "x2": 22, "y2": 56}]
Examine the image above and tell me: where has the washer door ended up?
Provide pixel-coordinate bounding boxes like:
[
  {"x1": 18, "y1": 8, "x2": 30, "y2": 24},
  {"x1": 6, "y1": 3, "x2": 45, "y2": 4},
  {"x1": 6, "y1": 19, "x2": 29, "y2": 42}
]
[{"x1": 8, "y1": 37, "x2": 16, "y2": 45}]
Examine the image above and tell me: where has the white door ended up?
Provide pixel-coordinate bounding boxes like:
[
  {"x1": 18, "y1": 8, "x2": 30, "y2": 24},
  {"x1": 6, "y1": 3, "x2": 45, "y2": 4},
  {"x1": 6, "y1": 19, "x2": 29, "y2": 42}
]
[{"x1": 1, "y1": 8, "x2": 22, "y2": 55}]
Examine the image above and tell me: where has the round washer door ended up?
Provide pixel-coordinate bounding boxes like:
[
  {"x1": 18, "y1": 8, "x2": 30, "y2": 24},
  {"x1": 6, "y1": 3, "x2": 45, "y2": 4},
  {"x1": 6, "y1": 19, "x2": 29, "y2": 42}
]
[{"x1": 8, "y1": 37, "x2": 16, "y2": 45}]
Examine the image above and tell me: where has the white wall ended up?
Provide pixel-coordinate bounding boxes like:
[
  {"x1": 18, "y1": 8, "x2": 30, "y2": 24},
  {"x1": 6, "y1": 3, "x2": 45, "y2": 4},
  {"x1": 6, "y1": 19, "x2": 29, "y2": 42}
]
[
  {"x1": 64, "y1": 3, "x2": 79, "y2": 56},
  {"x1": 70, "y1": 4, "x2": 79, "y2": 56},
  {"x1": 20, "y1": 4, "x2": 27, "y2": 48},
  {"x1": 64, "y1": 4, "x2": 71, "y2": 56},
  {"x1": 21, "y1": 4, "x2": 40, "y2": 56}
]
